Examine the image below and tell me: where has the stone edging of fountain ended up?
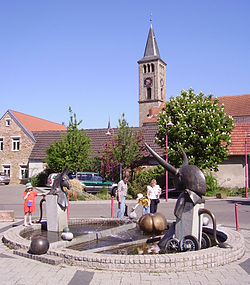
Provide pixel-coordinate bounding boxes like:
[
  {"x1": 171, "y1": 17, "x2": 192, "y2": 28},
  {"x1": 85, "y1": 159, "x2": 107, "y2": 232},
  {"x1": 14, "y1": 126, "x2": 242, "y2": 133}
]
[{"x1": 2, "y1": 218, "x2": 245, "y2": 273}]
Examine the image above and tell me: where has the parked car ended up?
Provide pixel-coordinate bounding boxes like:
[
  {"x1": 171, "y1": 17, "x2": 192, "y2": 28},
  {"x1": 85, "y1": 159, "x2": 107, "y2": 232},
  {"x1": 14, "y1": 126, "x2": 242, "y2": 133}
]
[
  {"x1": 46, "y1": 173, "x2": 58, "y2": 187},
  {"x1": 0, "y1": 173, "x2": 10, "y2": 185},
  {"x1": 68, "y1": 172, "x2": 117, "y2": 195}
]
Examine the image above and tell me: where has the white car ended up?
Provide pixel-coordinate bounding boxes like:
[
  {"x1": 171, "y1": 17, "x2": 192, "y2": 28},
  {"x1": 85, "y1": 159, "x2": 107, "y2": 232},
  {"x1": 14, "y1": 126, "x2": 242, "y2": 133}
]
[{"x1": 46, "y1": 173, "x2": 58, "y2": 187}]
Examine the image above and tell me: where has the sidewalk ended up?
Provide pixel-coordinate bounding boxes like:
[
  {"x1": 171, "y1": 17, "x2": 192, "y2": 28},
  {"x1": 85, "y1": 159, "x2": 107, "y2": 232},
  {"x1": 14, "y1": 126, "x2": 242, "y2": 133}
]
[{"x1": 0, "y1": 219, "x2": 249, "y2": 285}]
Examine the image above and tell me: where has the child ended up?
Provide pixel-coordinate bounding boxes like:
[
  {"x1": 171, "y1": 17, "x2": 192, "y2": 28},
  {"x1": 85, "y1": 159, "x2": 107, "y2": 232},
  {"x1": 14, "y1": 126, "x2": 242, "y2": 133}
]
[
  {"x1": 23, "y1": 182, "x2": 47, "y2": 226},
  {"x1": 132, "y1": 193, "x2": 150, "y2": 216}
]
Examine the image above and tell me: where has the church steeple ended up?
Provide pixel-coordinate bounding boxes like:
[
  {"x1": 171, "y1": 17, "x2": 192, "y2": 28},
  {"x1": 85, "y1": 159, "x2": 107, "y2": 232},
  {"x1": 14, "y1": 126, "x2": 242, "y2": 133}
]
[
  {"x1": 138, "y1": 23, "x2": 167, "y2": 127},
  {"x1": 143, "y1": 24, "x2": 161, "y2": 60}
]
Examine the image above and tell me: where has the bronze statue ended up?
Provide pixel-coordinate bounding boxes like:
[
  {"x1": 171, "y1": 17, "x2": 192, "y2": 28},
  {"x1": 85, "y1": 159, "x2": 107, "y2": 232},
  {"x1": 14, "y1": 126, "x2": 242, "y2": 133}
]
[
  {"x1": 145, "y1": 143, "x2": 230, "y2": 251},
  {"x1": 145, "y1": 143, "x2": 206, "y2": 219},
  {"x1": 49, "y1": 168, "x2": 71, "y2": 211}
]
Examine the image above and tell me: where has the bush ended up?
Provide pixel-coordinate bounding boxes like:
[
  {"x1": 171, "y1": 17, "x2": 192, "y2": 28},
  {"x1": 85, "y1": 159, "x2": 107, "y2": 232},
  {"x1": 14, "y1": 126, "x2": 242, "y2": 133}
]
[
  {"x1": 64, "y1": 179, "x2": 83, "y2": 200},
  {"x1": 29, "y1": 171, "x2": 48, "y2": 187},
  {"x1": 128, "y1": 165, "x2": 165, "y2": 198},
  {"x1": 204, "y1": 171, "x2": 220, "y2": 196},
  {"x1": 96, "y1": 187, "x2": 111, "y2": 200}
]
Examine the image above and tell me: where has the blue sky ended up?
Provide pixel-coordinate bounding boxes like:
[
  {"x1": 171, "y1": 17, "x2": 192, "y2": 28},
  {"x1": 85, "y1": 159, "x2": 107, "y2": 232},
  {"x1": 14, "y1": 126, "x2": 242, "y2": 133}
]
[{"x1": 0, "y1": 0, "x2": 249, "y2": 129}]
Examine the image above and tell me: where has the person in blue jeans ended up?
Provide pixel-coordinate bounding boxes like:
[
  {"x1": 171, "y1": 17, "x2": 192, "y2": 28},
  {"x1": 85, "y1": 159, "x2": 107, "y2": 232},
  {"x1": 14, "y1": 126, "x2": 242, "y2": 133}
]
[{"x1": 117, "y1": 174, "x2": 129, "y2": 218}]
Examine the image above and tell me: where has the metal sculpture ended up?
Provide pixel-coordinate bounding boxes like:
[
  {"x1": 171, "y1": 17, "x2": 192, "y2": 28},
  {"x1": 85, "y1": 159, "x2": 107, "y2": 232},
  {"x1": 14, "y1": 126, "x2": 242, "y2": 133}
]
[
  {"x1": 29, "y1": 235, "x2": 49, "y2": 255},
  {"x1": 145, "y1": 143, "x2": 230, "y2": 252},
  {"x1": 138, "y1": 213, "x2": 167, "y2": 233},
  {"x1": 48, "y1": 168, "x2": 71, "y2": 211}
]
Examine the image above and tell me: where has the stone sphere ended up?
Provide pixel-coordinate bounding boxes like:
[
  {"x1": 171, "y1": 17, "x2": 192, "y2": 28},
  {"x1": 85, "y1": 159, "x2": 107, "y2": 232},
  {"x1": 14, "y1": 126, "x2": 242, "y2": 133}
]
[
  {"x1": 139, "y1": 213, "x2": 167, "y2": 233},
  {"x1": 29, "y1": 235, "x2": 49, "y2": 255},
  {"x1": 63, "y1": 227, "x2": 70, "y2": 232},
  {"x1": 61, "y1": 231, "x2": 74, "y2": 241}
]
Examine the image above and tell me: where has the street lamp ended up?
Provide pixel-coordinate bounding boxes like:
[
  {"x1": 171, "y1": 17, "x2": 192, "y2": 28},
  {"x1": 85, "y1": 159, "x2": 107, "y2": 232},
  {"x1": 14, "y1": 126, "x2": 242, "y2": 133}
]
[
  {"x1": 166, "y1": 121, "x2": 173, "y2": 201},
  {"x1": 244, "y1": 133, "x2": 250, "y2": 198}
]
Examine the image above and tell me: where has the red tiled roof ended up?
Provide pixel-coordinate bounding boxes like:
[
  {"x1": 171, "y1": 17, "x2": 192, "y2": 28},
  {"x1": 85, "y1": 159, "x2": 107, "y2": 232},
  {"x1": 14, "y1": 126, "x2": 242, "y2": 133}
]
[
  {"x1": 142, "y1": 102, "x2": 165, "y2": 125},
  {"x1": 216, "y1": 94, "x2": 250, "y2": 117},
  {"x1": 9, "y1": 110, "x2": 66, "y2": 134},
  {"x1": 228, "y1": 123, "x2": 250, "y2": 155},
  {"x1": 143, "y1": 94, "x2": 250, "y2": 125},
  {"x1": 30, "y1": 125, "x2": 163, "y2": 161}
]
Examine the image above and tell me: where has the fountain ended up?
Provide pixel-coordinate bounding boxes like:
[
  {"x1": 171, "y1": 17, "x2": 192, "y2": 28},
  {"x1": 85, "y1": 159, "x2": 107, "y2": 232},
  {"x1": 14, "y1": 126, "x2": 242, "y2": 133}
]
[{"x1": 2, "y1": 157, "x2": 245, "y2": 272}]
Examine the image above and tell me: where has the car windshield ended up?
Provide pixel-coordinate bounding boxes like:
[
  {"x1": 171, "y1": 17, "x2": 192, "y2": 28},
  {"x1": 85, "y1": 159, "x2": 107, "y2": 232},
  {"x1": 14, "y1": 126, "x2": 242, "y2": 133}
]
[
  {"x1": 93, "y1": 175, "x2": 103, "y2": 182},
  {"x1": 78, "y1": 174, "x2": 92, "y2": 181}
]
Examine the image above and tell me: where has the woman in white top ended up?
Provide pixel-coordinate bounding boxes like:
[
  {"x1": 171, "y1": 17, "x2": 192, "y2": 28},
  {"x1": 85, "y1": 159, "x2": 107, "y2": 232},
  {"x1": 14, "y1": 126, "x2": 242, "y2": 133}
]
[{"x1": 147, "y1": 179, "x2": 161, "y2": 213}]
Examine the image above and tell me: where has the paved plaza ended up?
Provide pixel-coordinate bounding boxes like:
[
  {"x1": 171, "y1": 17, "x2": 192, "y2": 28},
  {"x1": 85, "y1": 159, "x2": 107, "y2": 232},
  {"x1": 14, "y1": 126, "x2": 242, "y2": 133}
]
[{"x1": 0, "y1": 188, "x2": 249, "y2": 284}]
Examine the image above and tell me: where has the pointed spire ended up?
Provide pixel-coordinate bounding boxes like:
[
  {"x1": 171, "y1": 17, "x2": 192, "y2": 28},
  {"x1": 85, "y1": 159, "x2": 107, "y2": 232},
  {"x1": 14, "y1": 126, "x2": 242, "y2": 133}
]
[
  {"x1": 143, "y1": 23, "x2": 160, "y2": 58},
  {"x1": 138, "y1": 21, "x2": 166, "y2": 65}
]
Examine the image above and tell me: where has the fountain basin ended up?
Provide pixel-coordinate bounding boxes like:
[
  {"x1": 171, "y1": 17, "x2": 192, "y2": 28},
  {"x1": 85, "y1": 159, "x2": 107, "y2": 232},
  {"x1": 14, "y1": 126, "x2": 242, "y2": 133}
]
[{"x1": 2, "y1": 218, "x2": 245, "y2": 273}]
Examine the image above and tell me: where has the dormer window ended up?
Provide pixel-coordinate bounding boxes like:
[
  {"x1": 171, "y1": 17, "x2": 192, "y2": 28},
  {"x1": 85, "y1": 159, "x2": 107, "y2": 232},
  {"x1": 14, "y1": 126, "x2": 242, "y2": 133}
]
[{"x1": 5, "y1": 119, "x2": 10, "y2": 127}]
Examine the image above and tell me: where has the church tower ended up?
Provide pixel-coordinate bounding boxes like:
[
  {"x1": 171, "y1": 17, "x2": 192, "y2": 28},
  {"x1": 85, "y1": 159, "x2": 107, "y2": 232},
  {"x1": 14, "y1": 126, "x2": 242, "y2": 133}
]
[{"x1": 138, "y1": 23, "x2": 167, "y2": 127}]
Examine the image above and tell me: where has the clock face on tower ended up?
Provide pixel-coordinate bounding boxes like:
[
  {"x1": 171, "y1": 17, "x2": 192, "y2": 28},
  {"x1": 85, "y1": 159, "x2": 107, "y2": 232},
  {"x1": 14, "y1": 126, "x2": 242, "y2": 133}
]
[{"x1": 144, "y1": 77, "x2": 152, "y2": 87}]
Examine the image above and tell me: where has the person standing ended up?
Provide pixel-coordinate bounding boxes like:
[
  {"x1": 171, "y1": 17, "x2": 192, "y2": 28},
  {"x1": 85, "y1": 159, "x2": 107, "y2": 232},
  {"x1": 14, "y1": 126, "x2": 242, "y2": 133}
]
[
  {"x1": 117, "y1": 174, "x2": 129, "y2": 218},
  {"x1": 147, "y1": 179, "x2": 161, "y2": 214},
  {"x1": 23, "y1": 182, "x2": 47, "y2": 226}
]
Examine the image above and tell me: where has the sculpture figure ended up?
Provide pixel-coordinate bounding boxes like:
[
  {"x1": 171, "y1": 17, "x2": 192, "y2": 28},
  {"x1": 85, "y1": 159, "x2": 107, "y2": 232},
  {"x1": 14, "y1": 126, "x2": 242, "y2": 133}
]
[
  {"x1": 48, "y1": 168, "x2": 71, "y2": 211},
  {"x1": 145, "y1": 143, "x2": 230, "y2": 252}
]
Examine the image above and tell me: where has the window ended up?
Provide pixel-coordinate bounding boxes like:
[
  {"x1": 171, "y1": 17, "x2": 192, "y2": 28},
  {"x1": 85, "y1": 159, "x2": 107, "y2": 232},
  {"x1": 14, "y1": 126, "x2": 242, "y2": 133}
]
[
  {"x1": 143, "y1": 65, "x2": 147, "y2": 73},
  {"x1": 0, "y1": 138, "x2": 3, "y2": 151},
  {"x1": 20, "y1": 166, "x2": 28, "y2": 179},
  {"x1": 151, "y1": 64, "x2": 155, "y2": 72},
  {"x1": 147, "y1": 64, "x2": 150, "y2": 73},
  {"x1": 12, "y1": 137, "x2": 20, "y2": 151},
  {"x1": 3, "y1": 165, "x2": 10, "y2": 176},
  {"x1": 5, "y1": 119, "x2": 10, "y2": 126},
  {"x1": 147, "y1": 88, "x2": 152, "y2": 100}
]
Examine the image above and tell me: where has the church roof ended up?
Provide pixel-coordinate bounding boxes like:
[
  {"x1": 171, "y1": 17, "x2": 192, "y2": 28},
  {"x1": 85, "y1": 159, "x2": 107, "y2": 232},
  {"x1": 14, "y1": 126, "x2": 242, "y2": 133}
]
[{"x1": 138, "y1": 24, "x2": 166, "y2": 65}]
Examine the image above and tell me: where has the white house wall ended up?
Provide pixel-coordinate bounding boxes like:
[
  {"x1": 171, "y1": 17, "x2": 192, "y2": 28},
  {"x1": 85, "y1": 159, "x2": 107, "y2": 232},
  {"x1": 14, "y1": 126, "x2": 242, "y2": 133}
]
[{"x1": 214, "y1": 156, "x2": 247, "y2": 188}]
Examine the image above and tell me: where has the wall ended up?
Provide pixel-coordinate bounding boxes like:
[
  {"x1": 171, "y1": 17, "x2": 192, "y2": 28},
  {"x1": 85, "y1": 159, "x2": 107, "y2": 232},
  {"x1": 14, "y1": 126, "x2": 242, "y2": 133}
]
[
  {"x1": 28, "y1": 160, "x2": 46, "y2": 178},
  {"x1": 0, "y1": 113, "x2": 35, "y2": 184},
  {"x1": 214, "y1": 155, "x2": 248, "y2": 188}
]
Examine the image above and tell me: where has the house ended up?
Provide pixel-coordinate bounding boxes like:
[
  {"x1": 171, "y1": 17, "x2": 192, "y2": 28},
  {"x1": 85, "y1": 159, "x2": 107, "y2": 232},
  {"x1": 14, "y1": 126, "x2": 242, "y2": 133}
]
[
  {"x1": 1, "y1": 23, "x2": 249, "y2": 188},
  {"x1": 0, "y1": 110, "x2": 66, "y2": 184},
  {"x1": 142, "y1": 95, "x2": 250, "y2": 188}
]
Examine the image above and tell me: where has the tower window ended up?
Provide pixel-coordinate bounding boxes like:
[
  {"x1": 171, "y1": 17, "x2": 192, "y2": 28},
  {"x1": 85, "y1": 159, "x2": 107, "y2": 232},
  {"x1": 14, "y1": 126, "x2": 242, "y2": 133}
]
[
  {"x1": 0, "y1": 138, "x2": 3, "y2": 151},
  {"x1": 151, "y1": 64, "x2": 155, "y2": 72},
  {"x1": 147, "y1": 64, "x2": 150, "y2": 73},
  {"x1": 147, "y1": 88, "x2": 152, "y2": 100},
  {"x1": 143, "y1": 65, "x2": 147, "y2": 73}
]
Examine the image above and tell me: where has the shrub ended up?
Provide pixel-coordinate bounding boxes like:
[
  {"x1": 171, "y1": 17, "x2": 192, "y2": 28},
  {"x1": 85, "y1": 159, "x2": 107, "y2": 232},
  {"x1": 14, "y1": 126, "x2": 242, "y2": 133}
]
[
  {"x1": 64, "y1": 179, "x2": 83, "y2": 200},
  {"x1": 204, "y1": 171, "x2": 220, "y2": 196},
  {"x1": 128, "y1": 165, "x2": 165, "y2": 198},
  {"x1": 29, "y1": 171, "x2": 48, "y2": 187}
]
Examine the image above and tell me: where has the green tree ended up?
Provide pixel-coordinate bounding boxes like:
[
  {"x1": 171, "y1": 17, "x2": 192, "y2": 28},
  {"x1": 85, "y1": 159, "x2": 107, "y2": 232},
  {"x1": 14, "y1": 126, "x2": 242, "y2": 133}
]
[
  {"x1": 99, "y1": 114, "x2": 145, "y2": 180},
  {"x1": 156, "y1": 88, "x2": 234, "y2": 171},
  {"x1": 45, "y1": 107, "x2": 92, "y2": 172}
]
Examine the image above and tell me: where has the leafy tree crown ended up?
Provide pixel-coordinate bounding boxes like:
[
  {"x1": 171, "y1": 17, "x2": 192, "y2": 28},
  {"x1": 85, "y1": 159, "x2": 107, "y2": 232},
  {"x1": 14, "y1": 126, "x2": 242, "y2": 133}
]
[{"x1": 156, "y1": 88, "x2": 234, "y2": 171}]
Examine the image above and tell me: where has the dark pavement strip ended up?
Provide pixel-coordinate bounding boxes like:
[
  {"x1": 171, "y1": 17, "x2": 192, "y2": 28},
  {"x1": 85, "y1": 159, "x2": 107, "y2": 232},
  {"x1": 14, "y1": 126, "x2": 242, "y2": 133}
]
[
  {"x1": 68, "y1": 270, "x2": 94, "y2": 285},
  {"x1": 0, "y1": 220, "x2": 23, "y2": 234},
  {"x1": 239, "y1": 258, "x2": 250, "y2": 275}
]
